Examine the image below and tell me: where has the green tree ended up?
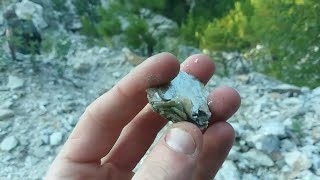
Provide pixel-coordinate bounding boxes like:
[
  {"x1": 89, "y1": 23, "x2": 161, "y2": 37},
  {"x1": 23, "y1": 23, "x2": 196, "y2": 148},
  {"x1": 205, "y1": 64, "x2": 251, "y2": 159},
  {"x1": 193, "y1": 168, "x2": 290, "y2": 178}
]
[
  {"x1": 73, "y1": 0, "x2": 102, "y2": 37},
  {"x1": 179, "y1": 0, "x2": 237, "y2": 46},
  {"x1": 250, "y1": 0, "x2": 320, "y2": 87},
  {"x1": 200, "y1": 1, "x2": 252, "y2": 50},
  {"x1": 200, "y1": 0, "x2": 320, "y2": 87}
]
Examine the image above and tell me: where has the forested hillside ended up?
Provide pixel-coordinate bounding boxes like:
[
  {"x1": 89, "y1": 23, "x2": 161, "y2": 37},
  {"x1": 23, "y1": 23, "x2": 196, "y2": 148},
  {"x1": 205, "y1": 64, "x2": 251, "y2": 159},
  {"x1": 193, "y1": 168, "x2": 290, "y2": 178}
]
[{"x1": 64, "y1": 0, "x2": 319, "y2": 87}]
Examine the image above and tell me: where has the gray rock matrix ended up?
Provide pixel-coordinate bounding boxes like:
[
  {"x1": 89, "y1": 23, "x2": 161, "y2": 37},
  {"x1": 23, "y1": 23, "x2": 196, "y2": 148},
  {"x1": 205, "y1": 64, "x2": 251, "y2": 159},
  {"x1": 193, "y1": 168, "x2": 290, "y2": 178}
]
[
  {"x1": 0, "y1": 0, "x2": 319, "y2": 179},
  {"x1": 147, "y1": 71, "x2": 211, "y2": 129}
]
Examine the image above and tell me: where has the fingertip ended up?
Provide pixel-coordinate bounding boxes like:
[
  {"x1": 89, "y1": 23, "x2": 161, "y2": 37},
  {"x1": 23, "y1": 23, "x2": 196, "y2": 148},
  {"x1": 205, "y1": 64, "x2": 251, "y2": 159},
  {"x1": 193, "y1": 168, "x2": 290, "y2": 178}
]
[
  {"x1": 208, "y1": 86, "x2": 241, "y2": 122},
  {"x1": 205, "y1": 121, "x2": 235, "y2": 147},
  {"x1": 146, "y1": 52, "x2": 180, "y2": 73},
  {"x1": 128, "y1": 52, "x2": 180, "y2": 89},
  {"x1": 181, "y1": 54, "x2": 215, "y2": 84}
]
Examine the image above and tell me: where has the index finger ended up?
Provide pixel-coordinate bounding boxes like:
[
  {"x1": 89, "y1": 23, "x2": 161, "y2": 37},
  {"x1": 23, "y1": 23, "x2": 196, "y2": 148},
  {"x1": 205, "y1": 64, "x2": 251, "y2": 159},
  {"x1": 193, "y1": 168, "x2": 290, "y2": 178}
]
[{"x1": 60, "y1": 53, "x2": 180, "y2": 163}]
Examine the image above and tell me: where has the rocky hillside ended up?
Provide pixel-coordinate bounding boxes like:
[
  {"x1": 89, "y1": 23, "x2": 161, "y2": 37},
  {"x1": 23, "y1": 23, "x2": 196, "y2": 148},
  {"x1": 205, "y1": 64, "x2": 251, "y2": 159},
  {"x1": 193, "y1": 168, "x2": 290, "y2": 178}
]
[
  {"x1": 0, "y1": 0, "x2": 319, "y2": 180},
  {"x1": 1, "y1": 47, "x2": 319, "y2": 180}
]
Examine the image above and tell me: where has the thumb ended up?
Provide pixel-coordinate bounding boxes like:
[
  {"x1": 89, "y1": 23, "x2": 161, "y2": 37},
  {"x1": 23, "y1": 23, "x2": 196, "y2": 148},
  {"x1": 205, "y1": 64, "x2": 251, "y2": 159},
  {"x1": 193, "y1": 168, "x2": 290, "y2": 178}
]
[{"x1": 133, "y1": 122, "x2": 203, "y2": 180}]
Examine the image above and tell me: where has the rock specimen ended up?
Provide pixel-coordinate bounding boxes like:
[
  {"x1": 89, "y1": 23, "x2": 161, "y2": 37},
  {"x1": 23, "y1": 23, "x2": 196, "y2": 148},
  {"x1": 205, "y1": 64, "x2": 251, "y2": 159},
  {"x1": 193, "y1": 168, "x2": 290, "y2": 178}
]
[{"x1": 147, "y1": 71, "x2": 211, "y2": 129}]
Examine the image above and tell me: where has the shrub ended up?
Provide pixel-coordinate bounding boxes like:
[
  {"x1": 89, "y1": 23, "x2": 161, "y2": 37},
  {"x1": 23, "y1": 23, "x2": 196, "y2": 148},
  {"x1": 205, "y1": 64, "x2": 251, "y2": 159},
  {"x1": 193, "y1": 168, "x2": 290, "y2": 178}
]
[
  {"x1": 73, "y1": 0, "x2": 102, "y2": 38},
  {"x1": 199, "y1": 0, "x2": 320, "y2": 88},
  {"x1": 52, "y1": 0, "x2": 68, "y2": 12},
  {"x1": 179, "y1": 0, "x2": 236, "y2": 46}
]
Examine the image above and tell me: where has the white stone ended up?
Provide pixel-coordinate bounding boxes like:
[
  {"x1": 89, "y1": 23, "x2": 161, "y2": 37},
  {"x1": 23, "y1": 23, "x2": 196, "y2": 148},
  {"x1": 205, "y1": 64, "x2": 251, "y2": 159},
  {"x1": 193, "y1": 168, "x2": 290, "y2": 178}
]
[
  {"x1": 280, "y1": 139, "x2": 297, "y2": 151},
  {"x1": 33, "y1": 147, "x2": 47, "y2": 158},
  {"x1": 112, "y1": 72, "x2": 121, "y2": 78},
  {"x1": 271, "y1": 84, "x2": 301, "y2": 94},
  {"x1": 98, "y1": 47, "x2": 110, "y2": 54},
  {"x1": 242, "y1": 173, "x2": 259, "y2": 180},
  {"x1": 253, "y1": 134, "x2": 280, "y2": 153},
  {"x1": 0, "y1": 109, "x2": 14, "y2": 121},
  {"x1": 0, "y1": 14, "x2": 4, "y2": 36},
  {"x1": 15, "y1": 0, "x2": 48, "y2": 29},
  {"x1": 312, "y1": 86, "x2": 320, "y2": 96},
  {"x1": 24, "y1": 156, "x2": 40, "y2": 167},
  {"x1": 0, "y1": 14, "x2": 3, "y2": 25},
  {"x1": 228, "y1": 147, "x2": 241, "y2": 161},
  {"x1": 297, "y1": 170, "x2": 320, "y2": 180},
  {"x1": 49, "y1": 132, "x2": 63, "y2": 146},
  {"x1": 215, "y1": 160, "x2": 240, "y2": 180},
  {"x1": 282, "y1": 97, "x2": 302, "y2": 106},
  {"x1": 140, "y1": 8, "x2": 178, "y2": 39},
  {"x1": 41, "y1": 134, "x2": 49, "y2": 145},
  {"x1": 1, "y1": 136, "x2": 18, "y2": 151},
  {"x1": 67, "y1": 47, "x2": 102, "y2": 73},
  {"x1": 7, "y1": 75, "x2": 24, "y2": 90},
  {"x1": 0, "y1": 121, "x2": 11, "y2": 130},
  {"x1": 0, "y1": 101, "x2": 13, "y2": 109},
  {"x1": 311, "y1": 154, "x2": 320, "y2": 175},
  {"x1": 259, "y1": 119, "x2": 285, "y2": 136},
  {"x1": 242, "y1": 149, "x2": 274, "y2": 167},
  {"x1": 284, "y1": 150, "x2": 312, "y2": 171},
  {"x1": 256, "y1": 44, "x2": 264, "y2": 50}
]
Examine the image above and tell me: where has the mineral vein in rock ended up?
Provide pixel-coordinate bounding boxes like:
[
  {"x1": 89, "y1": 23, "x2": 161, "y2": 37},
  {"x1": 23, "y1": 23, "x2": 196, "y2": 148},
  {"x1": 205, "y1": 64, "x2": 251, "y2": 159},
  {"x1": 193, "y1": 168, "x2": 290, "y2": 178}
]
[{"x1": 146, "y1": 71, "x2": 211, "y2": 129}]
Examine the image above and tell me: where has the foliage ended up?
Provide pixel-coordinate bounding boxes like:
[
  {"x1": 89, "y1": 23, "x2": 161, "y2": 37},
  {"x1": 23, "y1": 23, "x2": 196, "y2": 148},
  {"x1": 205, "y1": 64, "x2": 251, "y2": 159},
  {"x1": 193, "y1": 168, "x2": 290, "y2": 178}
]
[
  {"x1": 0, "y1": 36, "x2": 9, "y2": 71},
  {"x1": 73, "y1": 0, "x2": 102, "y2": 38},
  {"x1": 291, "y1": 118, "x2": 304, "y2": 137},
  {"x1": 42, "y1": 32, "x2": 71, "y2": 59},
  {"x1": 95, "y1": 7, "x2": 121, "y2": 41},
  {"x1": 72, "y1": 0, "x2": 236, "y2": 54},
  {"x1": 253, "y1": 0, "x2": 320, "y2": 88},
  {"x1": 199, "y1": 1, "x2": 252, "y2": 50},
  {"x1": 72, "y1": 0, "x2": 164, "y2": 55},
  {"x1": 179, "y1": 0, "x2": 236, "y2": 46},
  {"x1": 122, "y1": 15, "x2": 155, "y2": 54},
  {"x1": 156, "y1": 0, "x2": 189, "y2": 25},
  {"x1": 117, "y1": 0, "x2": 165, "y2": 13},
  {"x1": 73, "y1": 0, "x2": 101, "y2": 19},
  {"x1": 55, "y1": 38, "x2": 72, "y2": 58},
  {"x1": 70, "y1": 0, "x2": 319, "y2": 88},
  {"x1": 199, "y1": 0, "x2": 320, "y2": 88},
  {"x1": 52, "y1": 0, "x2": 68, "y2": 12}
]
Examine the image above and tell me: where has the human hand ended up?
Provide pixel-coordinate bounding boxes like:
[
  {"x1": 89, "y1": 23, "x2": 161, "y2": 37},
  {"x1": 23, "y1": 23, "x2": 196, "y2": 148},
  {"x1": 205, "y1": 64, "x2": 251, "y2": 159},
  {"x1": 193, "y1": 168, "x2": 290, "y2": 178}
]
[{"x1": 46, "y1": 53, "x2": 241, "y2": 180}]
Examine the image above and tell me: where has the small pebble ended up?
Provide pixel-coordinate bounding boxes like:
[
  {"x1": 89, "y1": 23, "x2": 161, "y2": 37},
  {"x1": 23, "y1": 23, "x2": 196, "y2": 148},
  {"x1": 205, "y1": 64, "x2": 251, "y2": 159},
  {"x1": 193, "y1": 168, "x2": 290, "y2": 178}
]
[
  {"x1": 0, "y1": 109, "x2": 14, "y2": 121},
  {"x1": 50, "y1": 132, "x2": 63, "y2": 146},
  {"x1": 6, "y1": 75, "x2": 24, "y2": 89},
  {"x1": 112, "y1": 72, "x2": 121, "y2": 78},
  {"x1": 1, "y1": 136, "x2": 18, "y2": 151},
  {"x1": 284, "y1": 150, "x2": 311, "y2": 171}
]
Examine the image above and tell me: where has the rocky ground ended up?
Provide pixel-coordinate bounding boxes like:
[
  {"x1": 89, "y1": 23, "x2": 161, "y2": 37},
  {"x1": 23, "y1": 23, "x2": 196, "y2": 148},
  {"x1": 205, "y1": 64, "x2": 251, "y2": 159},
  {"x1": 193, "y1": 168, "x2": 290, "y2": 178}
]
[
  {"x1": 0, "y1": 42, "x2": 319, "y2": 179},
  {"x1": 0, "y1": 44, "x2": 133, "y2": 179},
  {"x1": 212, "y1": 74, "x2": 320, "y2": 180},
  {"x1": 0, "y1": 0, "x2": 320, "y2": 180}
]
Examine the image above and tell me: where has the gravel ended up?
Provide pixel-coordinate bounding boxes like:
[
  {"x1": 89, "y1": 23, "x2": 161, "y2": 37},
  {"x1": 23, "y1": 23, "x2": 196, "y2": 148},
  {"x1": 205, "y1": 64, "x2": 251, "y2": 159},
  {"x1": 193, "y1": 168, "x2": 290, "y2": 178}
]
[{"x1": 1, "y1": 136, "x2": 18, "y2": 151}]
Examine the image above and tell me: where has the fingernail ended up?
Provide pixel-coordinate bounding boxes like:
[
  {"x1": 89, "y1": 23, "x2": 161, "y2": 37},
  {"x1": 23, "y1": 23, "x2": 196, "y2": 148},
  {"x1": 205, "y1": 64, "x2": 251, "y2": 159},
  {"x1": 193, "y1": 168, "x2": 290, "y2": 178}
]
[{"x1": 165, "y1": 128, "x2": 196, "y2": 155}]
